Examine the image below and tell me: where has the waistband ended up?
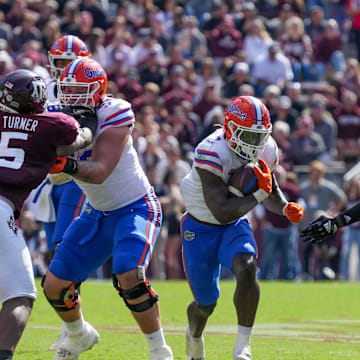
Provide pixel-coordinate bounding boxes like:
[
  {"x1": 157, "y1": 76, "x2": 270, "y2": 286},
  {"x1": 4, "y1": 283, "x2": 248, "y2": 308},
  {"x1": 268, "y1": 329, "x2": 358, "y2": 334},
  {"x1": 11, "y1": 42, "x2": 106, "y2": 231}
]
[
  {"x1": 187, "y1": 212, "x2": 223, "y2": 227},
  {"x1": 86, "y1": 188, "x2": 159, "y2": 217}
]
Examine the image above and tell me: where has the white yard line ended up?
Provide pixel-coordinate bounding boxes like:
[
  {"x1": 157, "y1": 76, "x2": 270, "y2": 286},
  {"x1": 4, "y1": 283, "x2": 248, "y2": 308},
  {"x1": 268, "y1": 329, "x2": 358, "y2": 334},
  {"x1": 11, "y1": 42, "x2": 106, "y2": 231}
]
[{"x1": 29, "y1": 322, "x2": 360, "y2": 343}]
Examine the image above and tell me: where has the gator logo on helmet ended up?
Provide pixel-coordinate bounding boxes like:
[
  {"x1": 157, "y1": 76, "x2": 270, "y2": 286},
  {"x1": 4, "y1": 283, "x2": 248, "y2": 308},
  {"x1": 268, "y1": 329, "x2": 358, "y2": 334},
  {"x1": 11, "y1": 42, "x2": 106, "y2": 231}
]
[
  {"x1": 226, "y1": 102, "x2": 247, "y2": 121},
  {"x1": 84, "y1": 67, "x2": 105, "y2": 79}
]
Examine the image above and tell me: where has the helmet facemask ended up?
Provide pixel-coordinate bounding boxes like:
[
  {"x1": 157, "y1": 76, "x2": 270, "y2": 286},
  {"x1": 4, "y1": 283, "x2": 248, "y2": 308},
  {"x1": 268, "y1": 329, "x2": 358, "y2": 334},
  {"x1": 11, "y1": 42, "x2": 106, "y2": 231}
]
[
  {"x1": 58, "y1": 80, "x2": 100, "y2": 108},
  {"x1": 49, "y1": 54, "x2": 77, "y2": 79},
  {"x1": 226, "y1": 119, "x2": 271, "y2": 162}
]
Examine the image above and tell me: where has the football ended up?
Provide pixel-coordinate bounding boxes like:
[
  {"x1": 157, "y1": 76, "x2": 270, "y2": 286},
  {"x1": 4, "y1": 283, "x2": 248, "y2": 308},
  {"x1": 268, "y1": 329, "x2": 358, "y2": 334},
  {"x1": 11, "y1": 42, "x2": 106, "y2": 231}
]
[{"x1": 228, "y1": 162, "x2": 264, "y2": 197}]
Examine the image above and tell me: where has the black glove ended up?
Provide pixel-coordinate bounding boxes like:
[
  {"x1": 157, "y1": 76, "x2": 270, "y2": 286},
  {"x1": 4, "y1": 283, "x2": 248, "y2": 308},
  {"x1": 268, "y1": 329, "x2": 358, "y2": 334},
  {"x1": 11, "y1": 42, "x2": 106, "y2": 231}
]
[
  {"x1": 300, "y1": 215, "x2": 338, "y2": 243},
  {"x1": 61, "y1": 105, "x2": 98, "y2": 137},
  {"x1": 50, "y1": 156, "x2": 78, "y2": 175}
]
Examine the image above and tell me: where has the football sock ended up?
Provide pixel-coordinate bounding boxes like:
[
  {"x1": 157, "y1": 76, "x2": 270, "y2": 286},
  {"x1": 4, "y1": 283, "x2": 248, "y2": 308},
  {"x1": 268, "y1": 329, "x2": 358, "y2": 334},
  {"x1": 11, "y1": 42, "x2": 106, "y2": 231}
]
[
  {"x1": 145, "y1": 328, "x2": 166, "y2": 351},
  {"x1": 65, "y1": 314, "x2": 86, "y2": 336},
  {"x1": 0, "y1": 350, "x2": 13, "y2": 359},
  {"x1": 187, "y1": 327, "x2": 203, "y2": 342},
  {"x1": 237, "y1": 325, "x2": 252, "y2": 343}
]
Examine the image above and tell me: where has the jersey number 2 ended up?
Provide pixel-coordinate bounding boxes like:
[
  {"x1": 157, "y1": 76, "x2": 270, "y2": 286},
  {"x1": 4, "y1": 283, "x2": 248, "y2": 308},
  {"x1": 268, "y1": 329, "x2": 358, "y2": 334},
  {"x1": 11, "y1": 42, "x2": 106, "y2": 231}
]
[{"x1": 0, "y1": 132, "x2": 28, "y2": 169}]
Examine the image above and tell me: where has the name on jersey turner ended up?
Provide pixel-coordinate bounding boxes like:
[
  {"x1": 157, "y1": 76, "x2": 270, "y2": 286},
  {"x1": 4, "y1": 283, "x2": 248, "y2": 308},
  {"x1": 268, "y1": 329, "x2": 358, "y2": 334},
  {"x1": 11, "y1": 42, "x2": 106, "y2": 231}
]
[{"x1": 2, "y1": 115, "x2": 38, "y2": 132}]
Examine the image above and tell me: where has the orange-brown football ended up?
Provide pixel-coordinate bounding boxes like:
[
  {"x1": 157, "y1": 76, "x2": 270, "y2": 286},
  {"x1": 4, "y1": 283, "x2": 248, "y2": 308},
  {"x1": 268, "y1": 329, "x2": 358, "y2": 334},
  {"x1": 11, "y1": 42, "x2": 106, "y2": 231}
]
[{"x1": 228, "y1": 162, "x2": 264, "y2": 197}]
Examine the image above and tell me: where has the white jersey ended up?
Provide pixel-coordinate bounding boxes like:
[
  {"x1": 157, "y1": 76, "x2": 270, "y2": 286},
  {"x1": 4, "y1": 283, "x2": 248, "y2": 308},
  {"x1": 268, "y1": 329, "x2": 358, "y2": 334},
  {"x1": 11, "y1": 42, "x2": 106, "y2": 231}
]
[
  {"x1": 72, "y1": 95, "x2": 151, "y2": 211},
  {"x1": 180, "y1": 128, "x2": 279, "y2": 225}
]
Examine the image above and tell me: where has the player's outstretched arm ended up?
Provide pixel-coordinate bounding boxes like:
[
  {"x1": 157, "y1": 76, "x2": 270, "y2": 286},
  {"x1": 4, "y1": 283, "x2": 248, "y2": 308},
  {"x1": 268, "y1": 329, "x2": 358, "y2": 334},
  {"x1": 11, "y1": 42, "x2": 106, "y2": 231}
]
[
  {"x1": 301, "y1": 202, "x2": 360, "y2": 243},
  {"x1": 51, "y1": 126, "x2": 130, "y2": 184},
  {"x1": 262, "y1": 174, "x2": 304, "y2": 224},
  {"x1": 56, "y1": 127, "x2": 94, "y2": 156},
  {"x1": 262, "y1": 174, "x2": 288, "y2": 214},
  {"x1": 198, "y1": 168, "x2": 259, "y2": 224}
]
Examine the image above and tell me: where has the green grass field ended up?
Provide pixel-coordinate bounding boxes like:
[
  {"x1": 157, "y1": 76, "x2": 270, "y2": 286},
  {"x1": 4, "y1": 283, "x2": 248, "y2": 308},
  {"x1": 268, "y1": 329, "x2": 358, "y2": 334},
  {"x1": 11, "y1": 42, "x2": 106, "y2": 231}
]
[{"x1": 15, "y1": 279, "x2": 360, "y2": 359}]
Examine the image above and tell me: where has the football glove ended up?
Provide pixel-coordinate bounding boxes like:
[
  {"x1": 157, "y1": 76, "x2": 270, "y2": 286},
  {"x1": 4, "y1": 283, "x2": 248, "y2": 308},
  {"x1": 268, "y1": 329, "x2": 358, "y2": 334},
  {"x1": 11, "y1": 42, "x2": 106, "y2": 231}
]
[
  {"x1": 300, "y1": 215, "x2": 338, "y2": 243},
  {"x1": 283, "y1": 202, "x2": 304, "y2": 224},
  {"x1": 50, "y1": 156, "x2": 78, "y2": 175},
  {"x1": 253, "y1": 158, "x2": 272, "y2": 203},
  {"x1": 61, "y1": 105, "x2": 98, "y2": 137}
]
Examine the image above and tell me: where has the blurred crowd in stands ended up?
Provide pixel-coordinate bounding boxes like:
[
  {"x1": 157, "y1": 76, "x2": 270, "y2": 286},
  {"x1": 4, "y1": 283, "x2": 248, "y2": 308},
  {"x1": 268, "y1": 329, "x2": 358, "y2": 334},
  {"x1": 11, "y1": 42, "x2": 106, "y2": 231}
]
[{"x1": 3, "y1": 0, "x2": 360, "y2": 281}]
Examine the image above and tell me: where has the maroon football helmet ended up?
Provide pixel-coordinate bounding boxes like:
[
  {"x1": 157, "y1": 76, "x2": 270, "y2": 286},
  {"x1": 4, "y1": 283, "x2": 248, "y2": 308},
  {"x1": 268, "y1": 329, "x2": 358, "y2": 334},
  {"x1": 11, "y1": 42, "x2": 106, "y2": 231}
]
[{"x1": 0, "y1": 70, "x2": 47, "y2": 114}]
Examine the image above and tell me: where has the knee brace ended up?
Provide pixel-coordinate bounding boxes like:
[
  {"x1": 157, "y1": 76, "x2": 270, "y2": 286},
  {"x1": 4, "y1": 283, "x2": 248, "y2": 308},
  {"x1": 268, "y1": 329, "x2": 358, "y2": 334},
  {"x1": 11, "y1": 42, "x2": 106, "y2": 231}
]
[
  {"x1": 112, "y1": 274, "x2": 158, "y2": 312},
  {"x1": 41, "y1": 275, "x2": 81, "y2": 312}
]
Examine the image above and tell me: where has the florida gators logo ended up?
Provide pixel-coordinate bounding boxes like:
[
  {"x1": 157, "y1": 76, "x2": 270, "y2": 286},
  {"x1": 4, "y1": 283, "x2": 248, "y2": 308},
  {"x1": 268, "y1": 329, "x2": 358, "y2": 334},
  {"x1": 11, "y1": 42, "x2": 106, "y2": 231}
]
[
  {"x1": 184, "y1": 230, "x2": 195, "y2": 241},
  {"x1": 84, "y1": 67, "x2": 105, "y2": 79}
]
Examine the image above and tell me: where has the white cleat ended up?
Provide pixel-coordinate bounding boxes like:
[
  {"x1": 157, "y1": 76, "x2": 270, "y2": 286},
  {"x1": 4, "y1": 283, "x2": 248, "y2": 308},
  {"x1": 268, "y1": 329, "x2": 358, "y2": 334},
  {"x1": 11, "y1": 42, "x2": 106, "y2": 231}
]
[
  {"x1": 233, "y1": 340, "x2": 252, "y2": 360},
  {"x1": 149, "y1": 344, "x2": 173, "y2": 360},
  {"x1": 49, "y1": 324, "x2": 67, "y2": 351},
  {"x1": 53, "y1": 322, "x2": 99, "y2": 360},
  {"x1": 186, "y1": 327, "x2": 205, "y2": 360}
]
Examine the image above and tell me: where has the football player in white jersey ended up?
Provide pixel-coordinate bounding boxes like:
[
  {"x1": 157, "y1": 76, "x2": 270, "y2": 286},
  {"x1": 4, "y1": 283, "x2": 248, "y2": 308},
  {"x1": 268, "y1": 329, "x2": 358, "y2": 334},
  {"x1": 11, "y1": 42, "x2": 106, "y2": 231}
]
[
  {"x1": 33, "y1": 35, "x2": 90, "y2": 351},
  {"x1": 180, "y1": 96, "x2": 304, "y2": 360},
  {"x1": 42, "y1": 58, "x2": 173, "y2": 360}
]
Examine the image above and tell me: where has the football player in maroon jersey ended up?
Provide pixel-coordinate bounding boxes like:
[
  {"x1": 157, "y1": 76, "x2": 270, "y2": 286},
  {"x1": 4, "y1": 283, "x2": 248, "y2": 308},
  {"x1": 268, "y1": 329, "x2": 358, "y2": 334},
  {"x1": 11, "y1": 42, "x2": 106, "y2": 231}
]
[{"x1": 0, "y1": 69, "x2": 97, "y2": 360}]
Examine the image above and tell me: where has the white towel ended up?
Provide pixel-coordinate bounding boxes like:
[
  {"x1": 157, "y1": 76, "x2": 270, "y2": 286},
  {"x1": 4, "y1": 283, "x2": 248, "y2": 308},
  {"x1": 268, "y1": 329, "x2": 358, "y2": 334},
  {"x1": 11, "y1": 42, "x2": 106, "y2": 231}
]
[{"x1": 35, "y1": 179, "x2": 56, "y2": 222}]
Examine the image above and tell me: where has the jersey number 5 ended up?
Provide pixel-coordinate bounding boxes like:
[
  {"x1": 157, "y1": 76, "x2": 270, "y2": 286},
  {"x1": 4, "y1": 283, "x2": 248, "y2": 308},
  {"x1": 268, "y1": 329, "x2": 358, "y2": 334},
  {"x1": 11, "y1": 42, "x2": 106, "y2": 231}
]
[{"x1": 0, "y1": 132, "x2": 28, "y2": 169}]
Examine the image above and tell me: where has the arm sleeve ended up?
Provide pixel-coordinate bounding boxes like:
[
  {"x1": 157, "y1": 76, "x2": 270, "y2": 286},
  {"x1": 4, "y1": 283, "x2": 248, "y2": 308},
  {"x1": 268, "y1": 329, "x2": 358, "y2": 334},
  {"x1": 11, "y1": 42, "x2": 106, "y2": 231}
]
[{"x1": 336, "y1": 202, "x2": 360, "y2": 228}]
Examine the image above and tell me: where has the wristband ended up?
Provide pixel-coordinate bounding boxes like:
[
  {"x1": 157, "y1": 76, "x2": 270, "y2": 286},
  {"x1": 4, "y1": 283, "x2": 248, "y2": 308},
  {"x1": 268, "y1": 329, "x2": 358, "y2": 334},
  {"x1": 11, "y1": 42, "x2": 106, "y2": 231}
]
[
  {"x1": 252, "y1": 188, "x2": 269, "y2": 203},
  {"x1": 282, "y1": 202, "x2": 289, "y2": 216}
]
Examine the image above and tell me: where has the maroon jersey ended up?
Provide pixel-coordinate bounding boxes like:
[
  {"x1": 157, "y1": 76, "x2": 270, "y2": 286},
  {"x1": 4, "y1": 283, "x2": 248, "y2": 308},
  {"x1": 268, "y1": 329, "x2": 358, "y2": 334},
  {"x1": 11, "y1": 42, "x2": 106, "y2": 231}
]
[{"x1": 0, "y1": 110, "x2": 79, "y2": 216}]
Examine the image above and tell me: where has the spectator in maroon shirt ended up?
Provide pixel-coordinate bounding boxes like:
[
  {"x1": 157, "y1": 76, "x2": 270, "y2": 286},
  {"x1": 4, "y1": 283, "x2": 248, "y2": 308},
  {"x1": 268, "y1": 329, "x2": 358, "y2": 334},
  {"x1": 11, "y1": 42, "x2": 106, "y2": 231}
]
[
  {"x1": 208, "y1": 14, "x2": 243, "y2": 67},
  {"x1": 193, "y1": 81, "x2": 224, "y2": 123},
  {"x1": 280, "y1": 16, "x2": 313, "y2": 81},
  {"x1": 313, "y1": 19, "x2": 346, "y2": 80},
  {"x1": 104, "y1": 15, "x2": 131, "y2": 47},
  {"x1": 117, "y1": 68, "x2": 142, "y2": 103},
  {"x1": 5, "y1": 0, "x2": 26, "y2": 28},
  {"x1": 167, "y1": 107, "x2": 197, "y2": 147},
  {"x1": 132, "y1": 82, "x2": 160, "y2": 114},
  {"x1": 166, "y1": 45, "x2": 186, "y2": 76},
  {"x1": 201, "y1": 1, "x2": 228, "y2": 39},
  {"x1": 333, "y1": 90, "x2": 360, "y2": 161},
  {"x1": 162, "y1": 63, "x2": 195, "y2": 98},
  {"x1": 163, "y1": 78, "x2": 192, "y2": 114}
]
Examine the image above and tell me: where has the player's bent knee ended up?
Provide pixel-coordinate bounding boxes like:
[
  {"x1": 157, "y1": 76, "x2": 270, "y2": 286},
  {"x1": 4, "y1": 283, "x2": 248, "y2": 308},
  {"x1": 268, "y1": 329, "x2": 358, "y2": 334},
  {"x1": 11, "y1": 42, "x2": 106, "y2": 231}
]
[
  {"x1": 112, "y1": 274, "x2": 158, "y2": 312},
  {"x1": 41, "y1": 276, "x2": 81, "y2": 312},
  {"x1": 197, "y1": 303, "x2": 216, "y2": 318},
  {"x1": 3, "y1": 296, "x2": 34, "y2": 312},
  {"x1": 232, "y1": 254, "x2": 257, "y2": 283}
]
